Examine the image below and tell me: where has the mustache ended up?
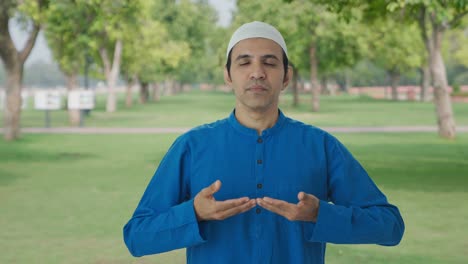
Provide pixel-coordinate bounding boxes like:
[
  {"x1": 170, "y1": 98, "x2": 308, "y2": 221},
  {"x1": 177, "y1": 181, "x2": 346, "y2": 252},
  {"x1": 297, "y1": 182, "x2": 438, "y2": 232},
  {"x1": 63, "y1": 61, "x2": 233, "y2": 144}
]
[{"x1": 246, "y1": 81, "x2": 269, "y2": 89}]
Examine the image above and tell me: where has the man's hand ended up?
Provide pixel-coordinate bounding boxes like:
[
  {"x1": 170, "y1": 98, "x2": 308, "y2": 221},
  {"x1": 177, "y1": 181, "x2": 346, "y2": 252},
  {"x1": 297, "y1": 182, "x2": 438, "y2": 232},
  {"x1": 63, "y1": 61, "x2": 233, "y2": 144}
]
[
  {"x1": 194, "y1": 180, "x2": 256, "y2": 221},
  {"x1": 256, "y1": 192, "x2": 320, "y2": 222}
]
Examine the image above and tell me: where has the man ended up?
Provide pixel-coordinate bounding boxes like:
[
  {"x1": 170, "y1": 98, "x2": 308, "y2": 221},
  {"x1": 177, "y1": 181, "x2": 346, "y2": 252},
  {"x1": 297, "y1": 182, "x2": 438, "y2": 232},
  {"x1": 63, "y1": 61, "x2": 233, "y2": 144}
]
[{"x1": 123, "y1": 21, "x2": 404, "y2": 263}]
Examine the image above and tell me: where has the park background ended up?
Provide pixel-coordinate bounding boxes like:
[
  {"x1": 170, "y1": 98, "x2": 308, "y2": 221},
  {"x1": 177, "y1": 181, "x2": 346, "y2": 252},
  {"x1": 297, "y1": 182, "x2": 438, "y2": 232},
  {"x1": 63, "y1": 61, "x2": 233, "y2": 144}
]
[{"x1": 1, "y1": 0, "x2": 468, "y2": 263}]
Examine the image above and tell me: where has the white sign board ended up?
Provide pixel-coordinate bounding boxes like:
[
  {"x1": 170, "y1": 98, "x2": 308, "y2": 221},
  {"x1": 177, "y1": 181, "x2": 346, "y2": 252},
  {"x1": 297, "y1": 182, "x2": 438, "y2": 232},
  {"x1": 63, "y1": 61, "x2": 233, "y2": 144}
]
[
  {"x1": 0, "y1": 90, "x2": 28, "y2": 109},
  {"x1": 68, "y1": 90, "x2": 95, "y2": 110},
  {"x1": 34, "y1": 91, "x2": 62, "y2": 110}
]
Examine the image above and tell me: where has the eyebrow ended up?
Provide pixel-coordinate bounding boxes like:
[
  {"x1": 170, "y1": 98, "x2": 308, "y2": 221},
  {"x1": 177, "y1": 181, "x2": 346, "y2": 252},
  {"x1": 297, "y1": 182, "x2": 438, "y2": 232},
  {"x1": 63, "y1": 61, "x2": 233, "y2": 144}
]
[{"x1": 235, "y1": 54, "x2": 280, "y2": 61}]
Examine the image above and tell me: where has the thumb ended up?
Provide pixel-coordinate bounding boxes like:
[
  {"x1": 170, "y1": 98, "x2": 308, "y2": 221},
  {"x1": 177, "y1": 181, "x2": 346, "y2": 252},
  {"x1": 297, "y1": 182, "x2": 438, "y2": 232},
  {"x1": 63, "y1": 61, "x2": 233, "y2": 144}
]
[
  {"x1": 298, "y1": 192, "x2": 318, "y2": 204},
  {"x1": 297, "y1": 191, "x2": 304, "y2": 201},
  {"x1": 204, "y1": 180, "x2": 221, "y2": 196},
  {"x1": 297, "y1": 191, "x2": 311, "y2": 201}
]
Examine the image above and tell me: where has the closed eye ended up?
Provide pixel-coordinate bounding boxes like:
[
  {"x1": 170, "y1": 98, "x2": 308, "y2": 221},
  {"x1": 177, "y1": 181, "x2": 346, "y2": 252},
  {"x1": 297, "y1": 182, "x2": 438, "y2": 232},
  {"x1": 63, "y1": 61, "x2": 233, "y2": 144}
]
[
  {"x1": 264, "y1": 62, "x2": 277, "y2": 66},
  {"x1": 263, "y1": 56, "x2": 279, "y2": 66}
]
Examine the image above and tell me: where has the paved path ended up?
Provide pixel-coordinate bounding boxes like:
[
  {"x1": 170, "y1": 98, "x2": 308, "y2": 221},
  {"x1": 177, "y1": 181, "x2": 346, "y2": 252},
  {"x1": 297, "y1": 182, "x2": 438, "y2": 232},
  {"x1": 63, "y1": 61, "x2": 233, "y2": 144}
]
[{"x1": 3, "y1": 126, "x2": 468, "y2": 134}]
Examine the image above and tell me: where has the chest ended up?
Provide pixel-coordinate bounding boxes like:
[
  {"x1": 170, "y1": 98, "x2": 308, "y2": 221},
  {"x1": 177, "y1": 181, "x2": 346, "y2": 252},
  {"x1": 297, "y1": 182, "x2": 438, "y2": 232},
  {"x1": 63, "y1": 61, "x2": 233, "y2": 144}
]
[{"x1": 189, "y1": 138, "x2": 328, "y2": 202}]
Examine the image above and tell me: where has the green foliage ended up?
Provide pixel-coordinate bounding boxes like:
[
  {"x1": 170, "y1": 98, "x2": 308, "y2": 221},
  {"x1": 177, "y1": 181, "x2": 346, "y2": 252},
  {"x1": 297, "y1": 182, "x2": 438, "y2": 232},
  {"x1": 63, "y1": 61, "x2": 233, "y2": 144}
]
[
  {"x1": 234, "y1": 0, "x2": 365, "y2": 80},
  {"x1": 43, "y1": 0, "x2": 143, "y2": 81},
  {"x1": 120, "y1": 1, "x2": 190, "y2": 83},
  {"x1": 444, "y1": 17, "x2": 468, "y2": 69},
  {"x1": 153, "y1": 0, "x2": 222, "y2": 83},
  {"x1": 44, "y1": 0, "x2": 91, "y2": 75},
  {"x1": 16, "y1": 0, "x2": 49, "y2": 24},
  {"x1": 365, "y1": 18, "x2": 423, "y2": 74}
]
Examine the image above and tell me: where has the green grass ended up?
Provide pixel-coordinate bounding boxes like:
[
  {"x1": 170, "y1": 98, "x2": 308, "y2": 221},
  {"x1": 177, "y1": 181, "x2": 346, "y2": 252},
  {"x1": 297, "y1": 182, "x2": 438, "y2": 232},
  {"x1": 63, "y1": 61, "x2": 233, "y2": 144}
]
[
  {"x1": 1, "y1": 133, "x2": 467, "y2": 263},
  {"x1": 4, "y1": 90, "x2": 468, "y2": 128},
  {"x1": 2, "y1": 90, "x2": 468, "y2": 263}
]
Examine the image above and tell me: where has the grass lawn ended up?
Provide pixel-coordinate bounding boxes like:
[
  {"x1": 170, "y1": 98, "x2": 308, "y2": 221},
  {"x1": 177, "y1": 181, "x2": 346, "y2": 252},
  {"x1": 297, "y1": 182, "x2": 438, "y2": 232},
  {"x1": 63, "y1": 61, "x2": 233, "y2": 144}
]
[
  {"x1": 1, "y1": 133, "x2": 467, "y2": 263},
  {"x1": 4, "y1": 90, "x2": 468, "y2": 128}
]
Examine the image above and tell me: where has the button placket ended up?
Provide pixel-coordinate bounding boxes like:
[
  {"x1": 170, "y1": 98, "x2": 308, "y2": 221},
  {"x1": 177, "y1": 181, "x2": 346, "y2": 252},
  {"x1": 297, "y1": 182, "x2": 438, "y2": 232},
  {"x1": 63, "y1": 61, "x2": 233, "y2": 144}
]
[
  {"x1": 255, "y1": 136, "x2": 265, "y2": 223},
  {"x1": 254, "y1": 135, "x2": 267, "y2": 240}
]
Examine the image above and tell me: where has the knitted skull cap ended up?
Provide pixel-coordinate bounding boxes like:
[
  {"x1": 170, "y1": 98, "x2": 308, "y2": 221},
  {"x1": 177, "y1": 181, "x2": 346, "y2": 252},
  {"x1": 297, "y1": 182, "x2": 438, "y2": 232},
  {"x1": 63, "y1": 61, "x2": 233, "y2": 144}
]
[{"x1": 226, "y1": 21, "x2": 288, "y2": 59}]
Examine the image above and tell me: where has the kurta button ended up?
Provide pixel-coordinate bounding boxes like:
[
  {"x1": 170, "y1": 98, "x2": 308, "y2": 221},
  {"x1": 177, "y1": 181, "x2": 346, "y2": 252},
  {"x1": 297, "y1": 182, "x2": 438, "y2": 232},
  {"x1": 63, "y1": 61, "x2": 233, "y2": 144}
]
[
  {"x1": 257, "y1": 138, "x2": 263, "y2": 143},
  {"x1": 257, "y1": 159, "x2": 262, "y2": 164},
  {"x1": 256, "y1": 208, "x2": 261, "y2": 214},
  {"x1": 257, "y1": 183, "x2": 262, "y2": 189}
]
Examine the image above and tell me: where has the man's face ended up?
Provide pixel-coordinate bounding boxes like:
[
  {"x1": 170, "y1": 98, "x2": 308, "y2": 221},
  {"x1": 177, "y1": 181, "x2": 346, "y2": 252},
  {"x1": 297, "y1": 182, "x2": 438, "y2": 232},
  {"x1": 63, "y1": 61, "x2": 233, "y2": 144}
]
[{"x1": 224, "y1": 38, "x2": 290, "y2": 113}]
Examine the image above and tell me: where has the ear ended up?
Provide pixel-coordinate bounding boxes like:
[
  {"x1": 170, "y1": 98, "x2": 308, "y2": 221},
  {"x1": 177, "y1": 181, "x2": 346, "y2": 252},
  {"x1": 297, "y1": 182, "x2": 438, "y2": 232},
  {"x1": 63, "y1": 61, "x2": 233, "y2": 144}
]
[
  {"x1": 224, "y1": 66, "x2": 232, "y2": 86},
  {"x1": 282, "y1": 65, "x2": 293, "y2": 90}
]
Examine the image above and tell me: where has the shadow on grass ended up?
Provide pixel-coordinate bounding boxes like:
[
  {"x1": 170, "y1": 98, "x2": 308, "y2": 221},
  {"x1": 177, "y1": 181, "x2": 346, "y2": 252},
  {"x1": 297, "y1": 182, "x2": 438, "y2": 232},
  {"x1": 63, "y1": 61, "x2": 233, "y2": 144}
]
[
  {"x1": 0, "y1": 147, "x2": 97, "y2": 186},
  {"x1": 0, "y1": 148, "x2": 97, "y2": 162},
  {"x1": 326, "y1": 245, "x2": 447, "y2": 264},
  {"x1": 350, "y1": 142, "x2": 468, "y2": 193},
  {"x1": 0, "y1": 169, "x2": 26, "y2": 186}
]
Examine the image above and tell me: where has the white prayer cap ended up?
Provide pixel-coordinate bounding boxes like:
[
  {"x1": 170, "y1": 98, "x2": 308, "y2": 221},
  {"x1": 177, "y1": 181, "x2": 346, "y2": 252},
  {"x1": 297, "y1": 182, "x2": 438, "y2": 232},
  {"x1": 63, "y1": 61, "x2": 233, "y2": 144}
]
[{"x1": 226, "y1": 21, "x2": 288, "y2": 59}]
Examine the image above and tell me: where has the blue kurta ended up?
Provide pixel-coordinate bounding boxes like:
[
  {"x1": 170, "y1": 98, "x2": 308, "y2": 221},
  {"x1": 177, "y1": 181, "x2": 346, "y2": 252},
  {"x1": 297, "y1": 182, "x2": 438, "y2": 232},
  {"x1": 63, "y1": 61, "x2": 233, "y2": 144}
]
[{"x1": 123, "y1": 110, "x2": 404, "y2": 263}]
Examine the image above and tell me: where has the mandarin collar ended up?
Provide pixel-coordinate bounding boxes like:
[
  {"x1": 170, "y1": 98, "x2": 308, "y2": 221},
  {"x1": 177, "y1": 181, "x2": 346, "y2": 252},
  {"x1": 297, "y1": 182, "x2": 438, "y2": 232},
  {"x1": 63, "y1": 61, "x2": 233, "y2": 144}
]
[{"x1": 228, "y1": 109, "x2": 286, "y2": 137}]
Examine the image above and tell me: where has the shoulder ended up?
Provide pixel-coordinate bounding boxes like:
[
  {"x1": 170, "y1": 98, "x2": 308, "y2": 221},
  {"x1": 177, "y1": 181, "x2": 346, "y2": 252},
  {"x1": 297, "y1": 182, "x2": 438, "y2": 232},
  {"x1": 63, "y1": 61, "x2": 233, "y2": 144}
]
[
  {"x1": 283, "y1": 116, "x2": 335, "y2": 140},
  {"x1": 175, "y1": 117, "x2": 230, "y2": 144}
]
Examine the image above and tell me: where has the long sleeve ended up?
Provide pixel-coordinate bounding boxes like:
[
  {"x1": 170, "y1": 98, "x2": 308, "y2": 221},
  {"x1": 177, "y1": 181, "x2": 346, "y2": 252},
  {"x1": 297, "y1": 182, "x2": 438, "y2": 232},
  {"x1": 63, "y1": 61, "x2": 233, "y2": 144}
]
[
  {"x1": 307, "y1": 135, "x2": 405, "y2": 245},
  {"x1": 123, "y1": 136, "x2": 206, "y2": 257}
]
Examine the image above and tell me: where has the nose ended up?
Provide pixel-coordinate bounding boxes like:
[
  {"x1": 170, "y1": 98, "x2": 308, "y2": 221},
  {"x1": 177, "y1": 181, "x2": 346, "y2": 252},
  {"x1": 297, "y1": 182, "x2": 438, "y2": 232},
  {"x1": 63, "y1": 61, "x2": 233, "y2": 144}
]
[{"x1": 249, "y1": 62, "x2": 266, "y2": 80}]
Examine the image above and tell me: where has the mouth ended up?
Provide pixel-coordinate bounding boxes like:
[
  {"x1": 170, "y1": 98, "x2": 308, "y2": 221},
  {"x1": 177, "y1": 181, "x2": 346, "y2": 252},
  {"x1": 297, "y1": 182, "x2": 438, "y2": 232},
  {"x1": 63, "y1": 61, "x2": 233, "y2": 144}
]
[{"x1": 247, "y1": 85, "x2": 268, "y2": 92}]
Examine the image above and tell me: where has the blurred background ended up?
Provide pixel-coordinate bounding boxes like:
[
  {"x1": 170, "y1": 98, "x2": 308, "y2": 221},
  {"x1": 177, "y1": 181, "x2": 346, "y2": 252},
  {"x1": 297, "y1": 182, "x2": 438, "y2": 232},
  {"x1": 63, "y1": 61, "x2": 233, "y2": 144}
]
[{"x1": 1, "y1": 0, "x2": 467, "y2": 263}]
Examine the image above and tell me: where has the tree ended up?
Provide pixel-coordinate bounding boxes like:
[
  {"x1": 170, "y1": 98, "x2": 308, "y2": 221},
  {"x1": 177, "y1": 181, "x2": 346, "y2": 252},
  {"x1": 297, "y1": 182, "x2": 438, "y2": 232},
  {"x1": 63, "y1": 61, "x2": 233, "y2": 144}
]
[
  {"x1": 45, "y1": 0, "x2": 143, "y2": 113},
  {"x1": 44, "y1": 0, "x2": 90, "y2": 125},
  {"x1": 0, "y1": 0, "x2": 49, "y2": 141},
  {"x1": 154, "y1": 0, "x2": 221, "y2": 88},
  {"x1": 324, "y1": 0, "x2": 468, "y2": 138},
  {"x1": 366, "y1": 18, "x2": 422, "y2": 100},
  {"x1": 83, "y1": 0, "x2": 141, "y2": 113},
  {"x1": 412, "y1": 2, "x2": 464, "y2": 138},
  {"x1": 121, "y1": 0, "x2": 190, "y2": 105}
]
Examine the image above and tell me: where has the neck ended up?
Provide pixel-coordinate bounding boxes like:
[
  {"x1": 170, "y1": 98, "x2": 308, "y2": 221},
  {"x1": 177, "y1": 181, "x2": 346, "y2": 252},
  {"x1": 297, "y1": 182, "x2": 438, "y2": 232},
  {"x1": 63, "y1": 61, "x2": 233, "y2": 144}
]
[{"x1": 234, "y1": 105, "x2": 279, "y2": 135}]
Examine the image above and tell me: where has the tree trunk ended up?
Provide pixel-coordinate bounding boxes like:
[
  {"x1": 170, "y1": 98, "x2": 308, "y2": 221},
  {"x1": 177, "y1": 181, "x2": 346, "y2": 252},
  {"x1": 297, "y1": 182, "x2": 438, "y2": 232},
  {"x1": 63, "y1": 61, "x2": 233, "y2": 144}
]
[
  {"x1": 139, "y1": 82, "x2": 149, "y2": 104},
  {"x1": 175, "y1": 82, "x2": 182, "y2": 94},
  {"x1": 66, "y1": 72, "x2": 80, "y2": 126},
  {"x1": 0, "y1": 14, "x2": 40, "y2": 141},
  {"x1": 125, "y1": 75, "x2": 136, "y2": 108},
  {"x1": 389, "y1": 70, "x2": 400, "y2": 101},
  {"x1": 164, "y1": 78, "x2": 174, "y2": 95},
  {"x1": 430, "y1": 27, "x2": 456, "y2": 139},
  {"x1": 320, "y1": 76, "x2": 328, "y2": 95},
  {"x1": 152, "y1": 82, "x2": 161, "y2": 102},
  {"x1": 3, "y1": 64, "x2": 23, "y2": 140},
  {"x1": 419, "y1": 64, "x2": 431, "y2": 102},
  {"x1": 309, "y1": 44, "x2": 320, "y2": 112},
  {"x1": 99, "y1": 39, "x2": 123, "y2": 113},
  {"x1": 418, "y1": 7, "x2": 433, "y2": 103},
  {"x1": 344, "y1": 69, "x2": 351, "y2": 93},
  {"x1": 419, "y1": 8, "x2": 456, "y2": 138}
]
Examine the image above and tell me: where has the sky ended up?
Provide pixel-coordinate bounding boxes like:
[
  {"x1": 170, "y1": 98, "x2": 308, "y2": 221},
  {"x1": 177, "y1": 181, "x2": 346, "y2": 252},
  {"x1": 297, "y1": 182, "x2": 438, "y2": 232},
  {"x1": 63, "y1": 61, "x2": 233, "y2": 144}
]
[{"x1": 9, "y1": 0, "x2": 236, "y2": 65}]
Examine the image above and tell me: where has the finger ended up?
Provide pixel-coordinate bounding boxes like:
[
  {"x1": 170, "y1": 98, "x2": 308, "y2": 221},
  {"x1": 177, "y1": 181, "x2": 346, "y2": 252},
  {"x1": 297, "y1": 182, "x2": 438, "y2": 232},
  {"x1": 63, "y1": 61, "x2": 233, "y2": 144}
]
[
  {"x1": 201, "y1": 180, "x2": 221, "y2": 196},
  {"x1": 257, "y1": 198, "x2": 295, "y2": 218},
  {"x1": 216, "y1": 199, "x2": 256, "y2": 219},
  {"x1": 262, "y1": 197, "x2": 293, "y2": 209},
  {"x1": 257, "y1": 199, "x2": 288, "y2": 217},
  {"x1": 214, "y1": 197, "x2": 251, "y2": 211}
]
